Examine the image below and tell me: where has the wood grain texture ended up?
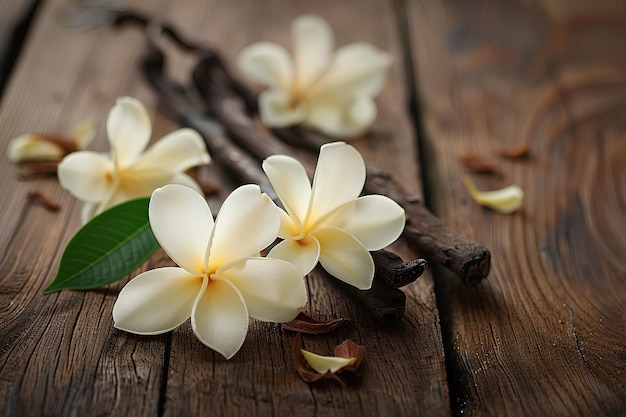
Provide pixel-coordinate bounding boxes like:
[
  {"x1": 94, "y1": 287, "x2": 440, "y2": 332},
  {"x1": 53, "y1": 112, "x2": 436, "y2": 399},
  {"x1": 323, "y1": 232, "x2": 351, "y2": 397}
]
[
  {"x1": 406, "y1": 0, "x2": 626, "y2": 415},
  {"x1": 0, "y1": 0, "x2": 449, "y2": 416},
  {"x1": 0, "y1": 0, "x2": 204, "y2": 415}
]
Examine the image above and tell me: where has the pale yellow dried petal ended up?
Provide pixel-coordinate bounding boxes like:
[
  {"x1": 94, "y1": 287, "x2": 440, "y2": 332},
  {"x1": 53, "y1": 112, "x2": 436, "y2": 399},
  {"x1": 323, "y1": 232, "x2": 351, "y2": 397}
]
[
  {"x1": 300, "y1": 349, "x2": 355, "y2": 374},
  {"x1": 462, "y1": 176, "x2": 524, "y2": 214},
  {"x1": 7, "y1": 134, "x2": 64, "y2": 162}
]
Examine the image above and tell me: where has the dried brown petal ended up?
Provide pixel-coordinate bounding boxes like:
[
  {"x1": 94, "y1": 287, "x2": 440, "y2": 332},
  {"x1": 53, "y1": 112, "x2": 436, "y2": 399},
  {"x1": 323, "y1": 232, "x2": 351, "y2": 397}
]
[
  {"x1": 458, "y1": 152, "x2": 505, "y2": 176},
  {"x1": 27, "y1": 191, "x2": 61, "y2": 211},
  {"x1": 499, "y1": 143, "x2": 530, "y2": 159},
  {"x1": 18, "y1": 161, "x2": 60, "y2": 178},
  {"x1": 35, "y1": 134, "x2": 80, "y2": 155},
  {"x1": 282, "y1": 312, "x2": 347, "y2": 334},
  {"x1": 334, "y1": 339, "x2": 366, "y2": 374}
]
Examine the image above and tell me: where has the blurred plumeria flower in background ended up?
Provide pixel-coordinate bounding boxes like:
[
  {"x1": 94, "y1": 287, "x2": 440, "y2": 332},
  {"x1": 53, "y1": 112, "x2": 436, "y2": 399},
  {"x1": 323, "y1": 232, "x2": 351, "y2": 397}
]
[
  {"x1": 58, "y1": 97, "x2": 210, "y2": 223},
  {"x1": 7, "y1": 119, "x2": 95, "y2": 163},
  {"x1": 262, "y1": 141, "x2": 405, "y2": 290},
  {"x1": 113, "y1": 184, "x2": 307, "y2": 359},
  {"x1": 237, "y1": 15, "x2": 391, "y2": 138}
]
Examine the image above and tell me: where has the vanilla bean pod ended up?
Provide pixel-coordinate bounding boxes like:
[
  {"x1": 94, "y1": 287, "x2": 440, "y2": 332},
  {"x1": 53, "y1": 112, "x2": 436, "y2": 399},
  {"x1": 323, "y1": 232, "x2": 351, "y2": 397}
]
[
  {"x1": 140, "y1": 38, "x2": 420, "y2": 323},
  {"x1": 328, "y1": 272, "x2": 406, "y2": 325},
  {"x1": 192, "y1": 56, "x2": 490, "y2": 285}
]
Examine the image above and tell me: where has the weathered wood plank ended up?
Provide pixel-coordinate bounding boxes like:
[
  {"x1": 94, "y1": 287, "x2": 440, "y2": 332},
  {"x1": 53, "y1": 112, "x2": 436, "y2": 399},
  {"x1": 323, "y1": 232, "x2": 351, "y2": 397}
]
[
  {"x1": 406, "y1": 0, "x2": 626, "y2": 415},
  {"x1": 0, "y1": 0, "x2": 196, "y2": 415},
  {"x1": 1, "y1": 1, "x2": 450, "y2": 417}
]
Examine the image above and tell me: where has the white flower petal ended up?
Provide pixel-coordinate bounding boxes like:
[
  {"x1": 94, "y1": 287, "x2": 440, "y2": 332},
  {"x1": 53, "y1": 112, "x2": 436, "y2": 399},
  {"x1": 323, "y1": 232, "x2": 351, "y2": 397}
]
[
  {"x1": 263, "y1": 154, "x2": 311, "y2": 225},
  {"x1": 220, "y1": 258, "x2": 306, "y2": 323},
  {"x1": 346, "y1": 97, "x2": 377, "y2": 130},
  {"x1": 300, "y1": 349, "x2": 355, "y2": 374},
  {"x1": 310, "y1": 43, "x2": 391, "y2": 100},
  {"x1": 462, "y1": 176, "x2": 524, "y2": 214},
  {"x1": 7, "y1": 134, "x2": 64, "y2": 162},
  {"x1": 95, "y1": 168, "x2": 166, "y2": 206},
  {"x1": 80, "y1": 203, "x2": 95, "y2": 224},
  {"x1": 97, "y1": 171, "x2": 205, "y2": 217},
  {"x1": 106, "y1": 97, "x2": 151, "y2": 166},
  {"x1": 58, "y1": 151, "x2": 114, "y2": 203},
  {"x1": 258, "y1": 89, "x2": 307, "y2": 128},
  {"x1": 113, "y1": 267, "x2": 201, "y2": 334},
  {"x1": 317, "y1": 195, "x2": 405, "y2": 250},
  {"x1": 206, "y1": 185, "x2": 280, "y2": 271},
  {"x1": 72, "y1": 119, "x2": 96, "y2": 149},
  {"x1": 292, "y1": 15, "x2": 334, "y2": 90},
  {"x1": 192, "y1": 277, "x2": 249, "y2": 359},
  {"x1": 304, "y1": 97, "x2": 376, "y2": 138},
  {"x1": 267, "y1": 236, "x2": 320, "y2": 276},
  {"x1": 277, "y1": 207, "x2": 302, "y2": 239},
  {"x1": 307, "y1": 142, "x2": 366, "y2": 223},
  {"x1": 237, "y1": 42, "x2": 294, "y2": 90},
  {"x1": 167, "y1": 172, "x2": 204, "y2": 194},
  {"x1": 149, "y1": 184, "x2": 214, "y2": 275},
  {"x1": 133, "y1": 128, "x2": 210, "y2": 172},
  {"x1": 314, "y1": 227, "x2": 374, "y2": 290}
]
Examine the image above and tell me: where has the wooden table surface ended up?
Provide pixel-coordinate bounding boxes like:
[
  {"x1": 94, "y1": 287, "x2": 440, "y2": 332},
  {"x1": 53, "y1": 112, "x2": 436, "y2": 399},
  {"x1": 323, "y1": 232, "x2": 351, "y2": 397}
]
[{"x1": 1, "y1": 0, "x2": 624, "y2": 416}]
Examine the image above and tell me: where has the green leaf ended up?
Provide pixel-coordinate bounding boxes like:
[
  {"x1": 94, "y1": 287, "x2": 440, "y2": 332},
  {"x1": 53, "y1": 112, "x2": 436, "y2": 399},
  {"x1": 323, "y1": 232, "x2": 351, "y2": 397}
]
[{"x1": 44, "y1": 198, "x2": 159, "y2": 293}]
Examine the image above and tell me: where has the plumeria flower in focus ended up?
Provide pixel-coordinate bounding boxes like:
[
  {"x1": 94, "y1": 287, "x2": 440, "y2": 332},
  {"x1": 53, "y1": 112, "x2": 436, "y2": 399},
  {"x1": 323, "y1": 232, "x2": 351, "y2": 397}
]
[
  {"x1": 262, "y1": 141, "x2": 405, "y2": 290},
  {"x1": 7, "y1": 119, "x2": 95, "y2": 163},
  {"x1": 238, "y1": 15, "x2": 391, "y2": 138},
  {"x1": 113, "y1": 184, "x2": 308, "y2": 359},
  {"x1": 58, "y1": 97, "x2": 210, "y2": 222}
]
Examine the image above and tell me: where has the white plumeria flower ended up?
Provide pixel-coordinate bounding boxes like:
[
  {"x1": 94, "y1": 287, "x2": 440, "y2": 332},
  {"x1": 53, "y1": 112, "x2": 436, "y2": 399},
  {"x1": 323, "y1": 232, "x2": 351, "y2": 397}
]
[
  {"x1": 238, "y1": 15, "x2": 391, "y2": 139},
  {"x1": 7, "y1": 119, "x2": 95, "y2": 163},
  {"x1": 113, "y1": 184, "x2": 308, "y2": 359},
  {"x1": 58, "y1": 97, "x2": 210, "y2": 223},
  {"x1": 262, "y1": 142, "x2": 405, "y2": 290}
]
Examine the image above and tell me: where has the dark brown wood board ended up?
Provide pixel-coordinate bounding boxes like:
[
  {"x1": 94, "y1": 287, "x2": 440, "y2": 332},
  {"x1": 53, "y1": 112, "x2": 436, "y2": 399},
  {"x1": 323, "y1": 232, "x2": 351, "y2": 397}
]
[
  {"x1": 0, "y1": 0, "x2": 449, "y2": 416},
  {"x1": 406, "y1": 0, "x2": 626, "y2": 415}
]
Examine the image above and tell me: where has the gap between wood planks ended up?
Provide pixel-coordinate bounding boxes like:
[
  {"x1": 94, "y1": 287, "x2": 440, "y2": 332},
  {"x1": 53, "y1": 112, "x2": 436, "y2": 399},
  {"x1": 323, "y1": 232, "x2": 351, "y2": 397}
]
[{"x1": 392, "y1": 0, "x2": 462, "y2": 415}]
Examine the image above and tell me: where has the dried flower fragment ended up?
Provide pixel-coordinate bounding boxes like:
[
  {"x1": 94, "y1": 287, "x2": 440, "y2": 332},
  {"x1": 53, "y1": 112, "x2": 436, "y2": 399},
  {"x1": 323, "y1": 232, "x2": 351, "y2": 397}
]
[
  {"x1": 7, "y1": 119, "x2": 95, "y2": 163},
  {"x1": 26, "y1": 191, "x2": 61, "y2": 211},
  {"x1": 458, "y1": 152, "x2": 505, "y2": 177},
  {"x1": 282, "y1": 312, "x2": 347, "y2": 334},
  {"x1": 293, "y1": 333, "x2": 365, "y2": 386},
  {"x1": 58, "y1": 97, "x2": 211, "y2": 222},
  {"x1": 113, "y1": 184, "x2": 307, "y2": 359},
  {"x1": 238, "y1": 15, "x2": 391, "y2": 138},
  {"x1": 263, "y1": 141, "x2": 406, "y2": 290},
  {"x1": 499, "y1": 143, "x2": 531, "y2": 159},
  {"x1": 462, "y1": 176, "x2": 524, "y2": 214}
]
